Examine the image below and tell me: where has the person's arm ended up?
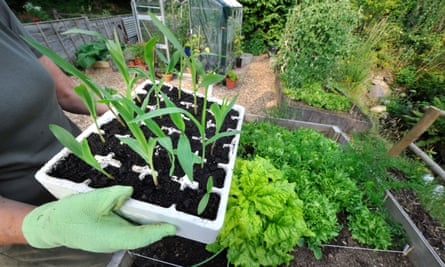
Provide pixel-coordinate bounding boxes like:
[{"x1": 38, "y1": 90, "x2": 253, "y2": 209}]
[
  {"x1": 38, "y1": 56, "x2": 108, "y2": 116},
  {"x1": 1, "y1": 186, "x2": 176, "y2": 252},
  {"x1": 0, "y1": 196, "x2": 34, "y2": 245}
]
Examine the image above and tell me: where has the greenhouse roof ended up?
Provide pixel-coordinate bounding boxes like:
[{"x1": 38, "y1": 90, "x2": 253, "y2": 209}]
[{"x1": 219, "y1": 0, "x2": 242, "y2": 8}]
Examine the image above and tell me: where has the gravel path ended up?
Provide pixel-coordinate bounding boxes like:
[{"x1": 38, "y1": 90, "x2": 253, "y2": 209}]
[{"x1": 66, "y1": 54, "x2": 279, "y2": 130}]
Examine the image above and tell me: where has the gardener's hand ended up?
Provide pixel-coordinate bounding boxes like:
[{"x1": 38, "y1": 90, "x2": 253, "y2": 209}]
[{"x1": 22, "y1": 186, "x2": 176, "y2": 253}]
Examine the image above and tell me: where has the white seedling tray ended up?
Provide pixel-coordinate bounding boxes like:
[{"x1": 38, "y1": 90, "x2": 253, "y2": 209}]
[{"x1": 35, "y1": 81, "x2": 245, "y2": 244}]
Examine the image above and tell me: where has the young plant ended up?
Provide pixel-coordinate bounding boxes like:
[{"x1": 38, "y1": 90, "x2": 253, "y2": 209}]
[
  {"x1": 197, "y1": 176, "x2": 213, "y2": 215},
  {"x1": 23, "y1": 35, "x2": 123, "y2": 129},
  {"x1": 226, "y1": 69, "x2": 239, "y2": 81},
  {"x1": 119, "y1": 135, "x2": 159, "y2": 186},
  {"x1": 148, "y1": 13, "x2": 221, "y2": 115},
  {"x1": 63, "y1": 29, "x2": 142, "y2": 101},
  {"x1": 208, "y1": 95, "x2": 239, "y2": 155},
  {"x1": 49, "y1": 124, "x2": 113, "y2": 179},
  {"x1": 73, "y1": 84, "x2": 105, "y2": 142},
  {"x1": 132, "y1": 106, "x2": 203, "y2": 182}
]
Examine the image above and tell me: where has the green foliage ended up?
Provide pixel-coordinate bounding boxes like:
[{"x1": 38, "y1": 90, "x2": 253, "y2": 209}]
[
  {"x1": 418, "y1": 180, "x2": 445, "y2": 227},
  {"x1": 348, "y1": 206, "x2": 392, "y2": 249},
  {"x1": 278, "y1": 0, "x2": 359, "y2": 89},
  {"x1": 395, "y1": 67, "x2": 417, "y2": 87},
  {"x1": 334, "y1": 19, "x2": 390, "y2": 94},
  {"x1": 350, "y1": 0, "x2": 406, "y2": 23},
  {"x1": 283, "y1": 82, "x2": 352, "y2": 112},
  {"x1": 226, "y1": 69, "x2": 239, "y2": 81},
  {"x1": 197, "y1": 177, "x2": 213, "y2": 215},
  {"x1": 207, "y1": 156, "x2": 313, "y2": 267},
  {"x1": 49, "y1": 124, "x2": 113, "y2": 179},
  {"x1": 237, "y1": 121, "x2": 424, "y2": 258},
  {"x1": 19, "y1": 2, "x2": 50, "y2": 22},
  {"x1": 238, "y1": 0, "x2": 295, "y2": 54},
  {"x1": 241, "y1": 32, "x2": 266, "y2": 56},
  {"x1": 75, "y1": 40, "x2": 109, "y2": 69}
]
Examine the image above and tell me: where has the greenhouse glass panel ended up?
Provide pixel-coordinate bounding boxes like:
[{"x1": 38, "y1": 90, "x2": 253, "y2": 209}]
[{"x1": 189, "y1": 0, "x2": 242, "y2": 73}]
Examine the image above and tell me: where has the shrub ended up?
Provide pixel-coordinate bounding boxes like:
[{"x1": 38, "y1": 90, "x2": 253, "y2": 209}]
[
  {"x1": 277, "y1": 0, "x2": 359, "y2": 89},
  {"x1": 238, "y1": 0, "x2": 295, "y2": 54}
]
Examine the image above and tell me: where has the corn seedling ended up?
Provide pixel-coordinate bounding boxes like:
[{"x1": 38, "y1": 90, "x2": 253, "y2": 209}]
[{"x1": 49, "y1": 124, "x2": 113, "y2": 179}]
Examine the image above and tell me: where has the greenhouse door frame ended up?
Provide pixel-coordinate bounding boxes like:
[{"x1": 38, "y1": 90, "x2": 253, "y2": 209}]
[{"x1": 131, "y1": 0, "x2": 170, "y2": 61}]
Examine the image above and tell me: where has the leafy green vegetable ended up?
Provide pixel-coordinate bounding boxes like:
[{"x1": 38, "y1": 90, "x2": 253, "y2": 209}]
[
  {"x1": 283, "y1": 82, "x2": 352, "y2": 112},
  {"x1": 75, "y1": 40, "x2": 108, "y2": 69},
  {"x1": 238, "y1": 121, "x2": 407, "y2": 258},
  {"x1": 207, "y1": 157, "x2": 313, "y2": 267}
]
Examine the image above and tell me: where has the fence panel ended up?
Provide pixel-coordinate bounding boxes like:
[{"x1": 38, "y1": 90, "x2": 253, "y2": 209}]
[{"x1": 24, "y1": 15, "x2": 133, "y2": 63}]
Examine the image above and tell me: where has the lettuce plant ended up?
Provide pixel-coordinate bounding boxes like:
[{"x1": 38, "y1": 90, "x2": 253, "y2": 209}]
[
  {"x1": 207, "y1": 157, "x2": 313, "y2": 266},
  {"x1": 238, "y1": 121, "x2": 404, "y2": 259}
]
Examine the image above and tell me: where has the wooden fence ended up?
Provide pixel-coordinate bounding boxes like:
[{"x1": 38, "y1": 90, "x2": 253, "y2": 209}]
[{"x1": 23, "y1": 15, "x2": 137, "y2": 63}]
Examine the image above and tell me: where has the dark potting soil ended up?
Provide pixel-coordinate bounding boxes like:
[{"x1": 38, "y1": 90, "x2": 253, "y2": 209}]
[
  {"x1": 130, "y1": 226, "x2": 413, "y2": 267},
  {"x1": 49, "y1": 84, "x2": 241, "y2": 220}
]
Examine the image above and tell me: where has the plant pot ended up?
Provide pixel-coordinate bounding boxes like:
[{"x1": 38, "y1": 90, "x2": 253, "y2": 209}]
[
  {"x1": 235, "y1": 57, "x2": 242, "y2": 68},
  {"x1": 162, "y1": 73, "x2": 174, "y2": 82},
  {"x1": 91, "y1": 60, "x2": 110, "y2": 69},
  {"x1": 225, "y1": 78, "x2": 237, "y2": 89},
  {"x1": 35, "y1": 80, "x2": 245, "y2": 244}
]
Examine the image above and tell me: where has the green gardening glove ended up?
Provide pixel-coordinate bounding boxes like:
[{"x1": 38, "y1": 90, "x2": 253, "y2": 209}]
[{"x1": 22, "y1": 186, "x2": 176, "y2": 253}]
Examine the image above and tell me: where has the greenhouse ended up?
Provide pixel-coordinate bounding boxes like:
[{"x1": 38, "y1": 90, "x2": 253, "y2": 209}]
[{"x1": 131, "y1": 0, "x2": 242, "y2": 72}]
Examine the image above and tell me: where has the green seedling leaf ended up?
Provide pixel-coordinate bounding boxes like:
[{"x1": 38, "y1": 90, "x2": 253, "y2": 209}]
[
  {"x1": 157, "y1": 136, "x2": 175, "y2": 176},
  {"x1": 23, "y1": 37, "x2": 105, "y2": 100},
  {"x1": 148, "y1": 13, "x2": 184, "y2": 53},
  {"x1": 144, "y1": 38, "x2": 158, "y2": 82},
  {"x1": 49, "y1": 124, "x2": 113, "y2": 179},
  {"x1": 132, "y1": 107, "x2": 189, "y2": 123},
  {"x1": 197, "y1": 176, "x2": 214, "y2": 215},
  {"x1": 160, "y1": 91, "x2": 185, "y2": 132},
  {"x1": 197, "y1": 191, "x2": 210, "y2": 215},
  {"x1": 74, "y1": 84, "x2": 104, "y2": 143},
  {"x1": 200, "y1": 73, "x2": 225, "y2": 88},
  {"x1": 205, "y1": 130, "x2": 242, "y2": 145},
  {"x1": 177, "y1": 134, "x2": 202, "y2": 181}
]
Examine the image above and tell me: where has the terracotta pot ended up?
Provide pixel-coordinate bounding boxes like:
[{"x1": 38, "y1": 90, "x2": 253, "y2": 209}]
[
  {"x1": 135, "y1": 56, "x2": 144, "y2": 66},
  {"x1": 162, "y1": 73, "x2": 174, "y2": 82},
  {"x1": 225, "y1": 77, "x2": 237, "y2": 89}
]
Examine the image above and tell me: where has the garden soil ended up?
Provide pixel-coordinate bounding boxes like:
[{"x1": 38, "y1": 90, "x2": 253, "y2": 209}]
[{"x1": 66, "y1": 55, "x2": 415, "y2": 266}]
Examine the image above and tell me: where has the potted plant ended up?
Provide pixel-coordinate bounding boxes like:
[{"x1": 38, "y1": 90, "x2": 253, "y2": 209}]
[
  {"x1": 225, "y1": 69, "x2": 239, "y2": 90},
  {"x1": 25, "y1": 15, "x2": 245, "y2": 244},
  {"x1": 75, "y1": 40, "x2": 110, "y2": 69},
  {"x1": 123, "y1": 42, "x2": 146, "y2": 68},
  {"x1": 156, "y1": 50, "x2": 181, "y2": 83}
]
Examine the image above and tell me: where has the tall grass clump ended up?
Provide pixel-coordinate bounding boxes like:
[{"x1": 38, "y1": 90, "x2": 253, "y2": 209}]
[{"x1": 334, "y1": 19, "x2": 391, "y2": 99}]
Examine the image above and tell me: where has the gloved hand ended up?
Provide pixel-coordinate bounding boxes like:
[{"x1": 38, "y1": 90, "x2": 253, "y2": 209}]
[{"x1": 22, "y1": 186, "x2": 176, "y2": 253}]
